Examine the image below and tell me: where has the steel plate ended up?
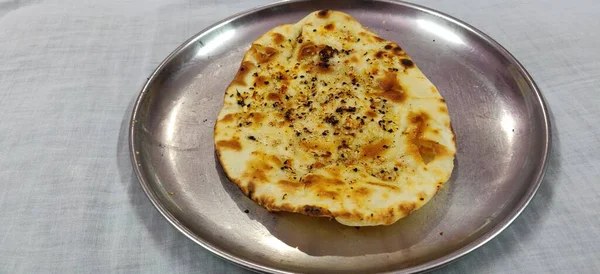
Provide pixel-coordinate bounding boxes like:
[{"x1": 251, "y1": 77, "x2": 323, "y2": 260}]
[{"x1": 129, "y1": 0, "x2": 551, "y2": 273}]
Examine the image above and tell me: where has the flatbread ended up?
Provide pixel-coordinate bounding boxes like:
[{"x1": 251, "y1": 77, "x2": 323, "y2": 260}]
[{"x1": 214, "y1": 10, "x2": 456, "y2": 226}]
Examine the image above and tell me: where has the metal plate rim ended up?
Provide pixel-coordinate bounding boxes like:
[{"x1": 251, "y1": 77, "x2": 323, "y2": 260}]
[{"x1": 129, "y1": 0, "x2": 552, "y2": 273}]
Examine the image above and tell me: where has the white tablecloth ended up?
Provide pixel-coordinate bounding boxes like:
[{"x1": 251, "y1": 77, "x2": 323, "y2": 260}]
[{"x1": 1, "y1": 0, "x2": 598, "y2": 273}]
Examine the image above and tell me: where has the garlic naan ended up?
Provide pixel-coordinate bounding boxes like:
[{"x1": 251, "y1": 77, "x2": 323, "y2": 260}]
[{"x1": 214, "y1": 10, "x2": 456, "y2": 226}]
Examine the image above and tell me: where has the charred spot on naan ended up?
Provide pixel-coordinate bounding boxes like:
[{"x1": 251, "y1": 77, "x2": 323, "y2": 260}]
[
  {"x1": 302, "y1": 205, "x2": 332, "y2": 217},
  {"x1": 399, "y1": 203, "x2": 416, "y2": 216},
  {"x1": 373, "y1": 36, "x2": 385, "y2": 42},
  {"x1": 316, "y1": 45, "x2": 337, "y2": 73},
  {"x1": 377, "y1": 72, "x2": 406, "y2": 103},
  {"x1": 302, "y1": 174, "x2": 344, "y2": 189},
  {"x1": 270, "y1": 32, "x2": 285, "y2": 45},
  {"x1": 406, "y1": 112, "x2": 451, "y2": 164},
  {"x1": 277, "y1": 180, "x2": 302, "y2": 194},
  {"x1": 219, "y1": 113, "x2": 236, "y2": 123},
  {"x1": 250, "y1": 44, "x2": 279, "y2": 64},
  {"x1": 231, "y1": 61, "x2": 255, "y2": 86},
  {"x1": 298, "y1": 42, "x2": 319, "y2": 60},
  {"x1": 384, "y1": 43, "x2": 404, "y2": 56},
  {"x1": 248, "y1": 112, "x2": 265, "y2": 123},
  {"x1": 365, "y1": 181, "x2": 401, "y2": 191},
  {"x1": 361, "y1": 139, "x2": 392, "y2": 159},
  {"x1": 266, "y1": 93, "x2": 281, "y2": 101},
  {"x1": 216, "y1": 137, "x2": 242, "y2": 151},
  {"x1": 316, "y1": 10, "x2": 331, "y2": 19},
  {"x1": 374, "y1": 51, "x2": 388, "y2": 59},
  {"x1": 400, "y1": 58, "x2": 415, "y2": 69},
  {"x1": 237, "y1": 181, "x2": 256, "y2": 198}
]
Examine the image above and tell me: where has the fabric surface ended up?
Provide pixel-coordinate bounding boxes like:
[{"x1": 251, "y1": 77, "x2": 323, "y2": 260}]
[{"x1": 0, "y1": 0, "x2": 598, "y2": 273}]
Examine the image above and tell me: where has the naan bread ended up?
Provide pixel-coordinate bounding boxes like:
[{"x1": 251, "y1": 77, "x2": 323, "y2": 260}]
[{"x1": 214, "y1": 10, "x2": 456, "y2": 226}]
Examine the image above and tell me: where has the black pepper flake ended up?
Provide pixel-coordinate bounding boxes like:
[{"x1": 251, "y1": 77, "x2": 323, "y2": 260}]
[
  {"x1": 244, "y1": 210, "x2": 249, "y2": 213},
  {"x1": 394, "y1": 167, "x2": 398, "y2": 171},
  {"x1": 300, "y1": 75, "x2": 304, "y2": 78},
  {"x1": 248, "y1": 136, "x2": 256, "y2": 141},
  {"x1": 353, "y1": 168, "x2": 358, "y2": 172},
  {"x1": 284, "y1": 109, "x2": 292, "y2": 121},
  {"x1": 324, "y1": 116, "x2": 339, "y2": 126},
  {"x1": 264, "y1": 81, "x2": 269, "y2": 85}
]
